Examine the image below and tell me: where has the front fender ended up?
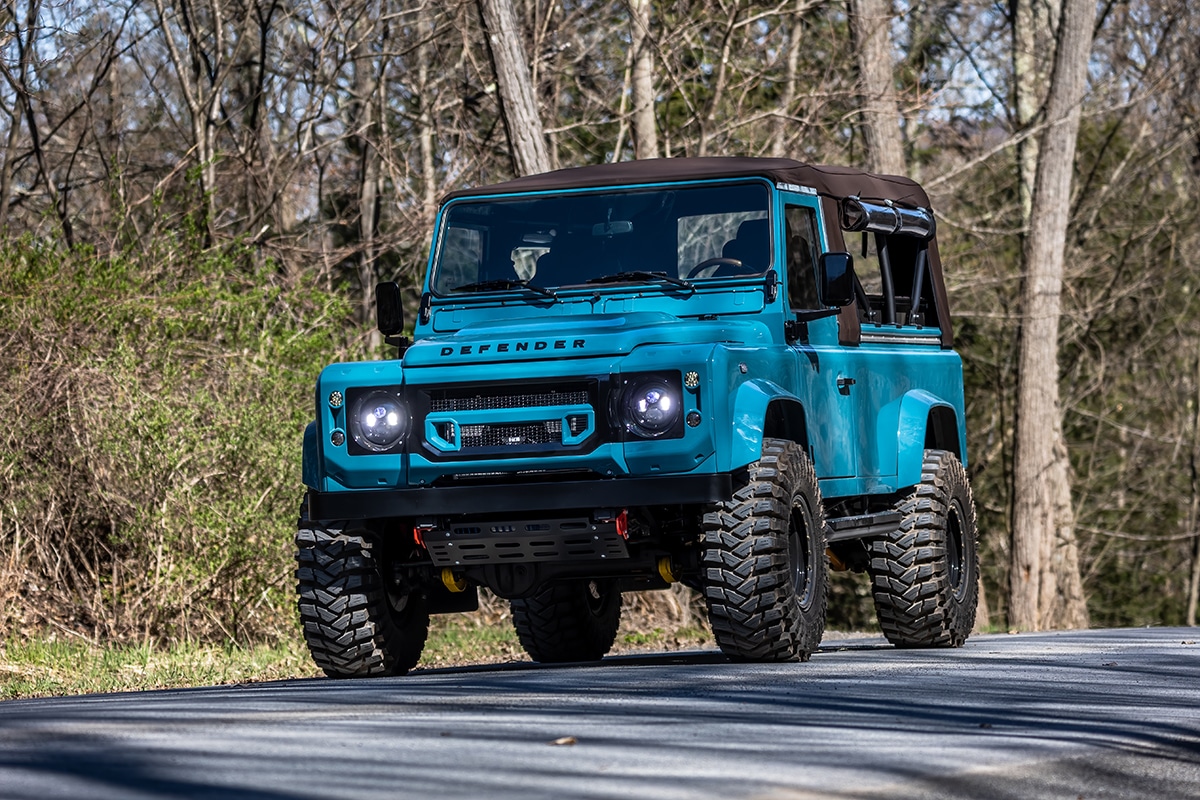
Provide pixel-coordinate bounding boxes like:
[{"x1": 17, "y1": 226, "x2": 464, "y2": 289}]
[
  {"x1": 302, "y1": 421, "x2": 321, "y2": 490},
  {"x1": 725, "y1": 379, "x2": 799, "y2": 472}
]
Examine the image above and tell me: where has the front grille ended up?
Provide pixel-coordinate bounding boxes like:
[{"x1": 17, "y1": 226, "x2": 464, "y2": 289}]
[
  {"x1": 465, "y1": 422, "x2": 554, "y2": 447},
  {"x1": 431, "y1": 389, "x2": 589, "y2": 413},
  {"x1": 422, "y1": 381, "x2": 600, "y2": 458},
  {"x1": 438, "y1": 415, "x2": 592, "y2": 449}
]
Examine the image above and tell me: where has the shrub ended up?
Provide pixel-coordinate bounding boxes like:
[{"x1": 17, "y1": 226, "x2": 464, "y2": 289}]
[{"x1": 0, "y1": 238, "x2": 357, "y2": 644}]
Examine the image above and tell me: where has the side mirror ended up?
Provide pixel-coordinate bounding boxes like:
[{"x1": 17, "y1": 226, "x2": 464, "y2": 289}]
[
  {"x1": 376, "y1": 281, "x2": 405, "y2": 336},
  {"x1": 816, "y1": 252, "x2": 855, "y2": 308}
]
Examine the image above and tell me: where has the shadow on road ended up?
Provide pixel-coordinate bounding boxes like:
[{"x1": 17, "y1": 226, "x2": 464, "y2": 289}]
[{"x1": 0, "y1": 629, "x2": 1196, "y2": 799}]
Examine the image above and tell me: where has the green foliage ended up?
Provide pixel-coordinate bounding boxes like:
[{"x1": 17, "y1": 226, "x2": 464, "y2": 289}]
[
  {"x1": 420, "y1": 617, "x2": 524, "y2": 667},
  {"x1": 0, "y1": 635, "x2": 320, "y2": 700},
  {"x1": 0, "y1": 237, "x2": 358, "y2": 644}
]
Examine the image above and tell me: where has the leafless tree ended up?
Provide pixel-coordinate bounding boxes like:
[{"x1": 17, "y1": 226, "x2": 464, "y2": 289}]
[
  {"x1": 847, "y1": 0, "x2": 904, "y2": 175},
  {"x1": 1009, "y1": 0, "x2": 1095, "y2": 630},
  {"x1": 629, "y1": 0, "x2": 657, "y2": 160},
  {"x1": 477, "y1": 0, "x2": 549, "y2": 176}
]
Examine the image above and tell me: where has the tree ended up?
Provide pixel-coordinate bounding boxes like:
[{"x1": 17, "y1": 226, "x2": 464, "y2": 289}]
[
  {"x1": 152, "y1": 0, "x2": 255, "y2": 244},
  {"x1": 848, "y1": 0, "x2": 905, "y2": 175},
  {"x1": 476, "y1": 0, "x2": 550, "y2": 176},
  {"x1": 1011, "y1": 0, "x2": 1061, "y2": 221},
  {"x1": 1009, "y1": 0, "x2": 1095, "y2": 631},
  {"x1": 770, "y1": 0, "x2": 810, "y2": 159},
  {"x1": 629, "y1": 0, "x2": 658, "y2": 160}
]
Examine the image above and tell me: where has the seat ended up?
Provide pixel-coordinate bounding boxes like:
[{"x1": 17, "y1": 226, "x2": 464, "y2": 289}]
[
  {"x1": 721, "y1": 218, "x2": 771, "y2": 273},
  {"x1": 534, "y1": 234, "x2": 593, "y2": 288}
]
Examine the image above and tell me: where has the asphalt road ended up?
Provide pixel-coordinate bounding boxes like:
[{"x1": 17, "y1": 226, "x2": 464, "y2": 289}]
[{"x1": 0, "y1": 628, "x2": 1197, "y2": 800}]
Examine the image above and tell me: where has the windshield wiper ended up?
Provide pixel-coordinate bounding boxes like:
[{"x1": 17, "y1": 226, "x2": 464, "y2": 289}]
[
  {"x1": 451, "y1": 279, "x2": 557, "y2": 299},
  {"x1": 585, "y1": 271, "x2": 694, "y2": 291}
]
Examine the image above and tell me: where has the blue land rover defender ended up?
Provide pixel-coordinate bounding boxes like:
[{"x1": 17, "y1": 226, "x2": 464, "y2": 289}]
[{"x1": 297, "y1": 157, "x2": 978, "y2": 676}]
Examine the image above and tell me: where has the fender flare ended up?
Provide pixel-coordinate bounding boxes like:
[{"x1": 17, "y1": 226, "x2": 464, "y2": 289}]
[
  {"x1": 302, "y1": 421, "x2": 321, "y2": 490},
  {"x1": 890, "y1": 390, "x2": 963, "y2": 488},
  {"x1": 726, "y1": 379, "x2": 807, "y2": 471}
]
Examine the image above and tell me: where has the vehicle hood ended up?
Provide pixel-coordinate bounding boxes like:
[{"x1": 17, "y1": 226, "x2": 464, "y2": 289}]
[{"x1": 403, "y1": 312, "x2": 768, "y2": 366}]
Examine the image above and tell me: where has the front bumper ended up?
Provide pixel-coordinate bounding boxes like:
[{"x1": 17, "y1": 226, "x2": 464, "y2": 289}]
[{"x1": 306, "y1": 473, "x2": 732, "y2": 521}]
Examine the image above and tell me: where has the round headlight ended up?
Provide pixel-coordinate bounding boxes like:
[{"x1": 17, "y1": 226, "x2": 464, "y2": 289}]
[
  {"x1": 621, "y1": 378, "x2": 681, "y2": 438},
  {"x1": 350, "y1": 390, "x2": 409, "y2": 452}
]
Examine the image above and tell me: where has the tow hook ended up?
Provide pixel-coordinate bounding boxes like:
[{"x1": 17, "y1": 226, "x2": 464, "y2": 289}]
[
  {"x1": 441, "y1": 568, "x2": 468, "y2": 593},
  {"x1": 657, "y1": 557, "x2": 677, "y2": 584}
]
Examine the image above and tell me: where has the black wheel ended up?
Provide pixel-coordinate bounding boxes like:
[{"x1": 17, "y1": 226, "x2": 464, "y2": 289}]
[
  {"x1": 868, "y1": 449, "x2": 979, "y2": 648},
  {"x1": 296, "y1": 518, "x2": 429, "y2": 677},
  {"x1": 510, "y1": 579, "x2": 622, "y2": 663},
  {"x1": 701, "y1": 438, "x2": 828, "y2": 662}
]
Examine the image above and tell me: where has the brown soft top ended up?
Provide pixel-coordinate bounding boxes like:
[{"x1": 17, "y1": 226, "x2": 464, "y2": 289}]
[{"x1": 442, "y1": 157, "x2": 931, "y2": 209}]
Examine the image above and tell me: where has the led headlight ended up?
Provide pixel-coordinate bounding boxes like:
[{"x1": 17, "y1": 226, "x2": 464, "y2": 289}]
[
  {"x1": 349, "y1": 389, "x2": 409, "y2": 453},
  {"x1": 620, "y1": 376, "x2": 682, "y2": 438}
]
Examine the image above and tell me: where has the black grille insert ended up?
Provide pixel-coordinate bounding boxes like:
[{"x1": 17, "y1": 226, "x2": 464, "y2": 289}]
[{"x1": 430, "y1": 389, "x2": 589, "y2": 413}]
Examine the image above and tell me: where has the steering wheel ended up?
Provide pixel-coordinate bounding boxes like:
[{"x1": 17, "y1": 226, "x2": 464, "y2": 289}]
[{"x1": 686, "y1": 257, "x2": 754, "y2": 279}]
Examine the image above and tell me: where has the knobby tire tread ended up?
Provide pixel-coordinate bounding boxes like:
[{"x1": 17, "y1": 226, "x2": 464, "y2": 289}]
[
  {"x1": 869, "y1": 449, "x2": 979, "y2": 648},
  {"x1": 296, "y1": 522, "x2": 428, "y2": 677},
  {"x1": 701, "y1": 438, "x2": 828, "y2": 662},
  {"x1": 511, "y1": 580, "x2": 621, "y2": 663}
]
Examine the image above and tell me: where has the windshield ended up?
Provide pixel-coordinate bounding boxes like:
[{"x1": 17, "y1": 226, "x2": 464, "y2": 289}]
[{"x1": 431, "y1": 182, "x2": 771, "y2": 295}]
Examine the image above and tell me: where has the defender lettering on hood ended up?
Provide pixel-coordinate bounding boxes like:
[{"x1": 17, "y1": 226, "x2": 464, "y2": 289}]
[{"x1": 440, "y1": 339, "x2": 586, "y2": 357}]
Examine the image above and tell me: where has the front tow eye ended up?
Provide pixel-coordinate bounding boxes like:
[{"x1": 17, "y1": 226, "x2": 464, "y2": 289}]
[{"x1": 441, "y1": 568, "x2": 468, "y2": 593}]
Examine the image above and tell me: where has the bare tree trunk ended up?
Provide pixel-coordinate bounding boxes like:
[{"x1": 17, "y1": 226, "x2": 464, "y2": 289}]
[
  {"x1": 630, "y1": 0, "x2": 658, "y2": 160},
  {"x1": 1009, "y1": 0, "x2": 1094, "y2": 631},
  {"x1": 477, "y1": 0, "x2": 550, "y2": 176},
  {"x1": 418, "y1": 30, "x2": 439, "y2": 230},
  {"x1": 697, "y1": 4, "x2": 738, "y2": 158},
  {"x1": 771, "y1": 0, "x2": 805, "y2": 159},
  {"x1": 153, "y1": 0, "x2": 250, "y2": 245},
  {"x1": 351, "y1": 15, "x2": 384, "y2": 349},
  {"x1": 0, "y1": 0, "x2": 74, "y2": 244},
  {"x1": 848, "y1": 0, "x2": 904, "y2": 176},
  {"x1": 1188, "y1": 347, "x2": 1200, "y2": 627},
  {"x1": 974, "y1": 578, "x2": 993, "y2": 633},
  {"x1": 0, "y1": 75, "x2": 24, "y2": 236},
  {"x1": 1012, "y1": 0, "x2": 1062, "y2": 221}
]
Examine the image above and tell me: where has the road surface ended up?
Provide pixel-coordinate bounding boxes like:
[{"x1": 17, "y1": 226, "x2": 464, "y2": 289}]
[{"x1": 0, "y1": 628, "x2": 1197, "y2": 799}]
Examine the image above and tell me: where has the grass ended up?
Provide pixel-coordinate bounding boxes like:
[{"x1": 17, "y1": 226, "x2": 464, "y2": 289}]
[
  {"x1": 0, "y1": 593, "x2": 718, "y2": 701},
  {"x1": 0, "y1": 635, "x2": 322, "y2": 701}
]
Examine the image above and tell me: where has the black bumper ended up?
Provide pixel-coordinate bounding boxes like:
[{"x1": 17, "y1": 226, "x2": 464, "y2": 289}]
[{"x1": 307, "y1": 473, "x2": 733, "y2": 521}]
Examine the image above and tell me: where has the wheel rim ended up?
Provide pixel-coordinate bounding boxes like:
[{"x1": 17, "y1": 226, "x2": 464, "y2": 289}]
[
  {"x1": 946, "y1": 499, "x2": 967, "y2": 600},
  {"x1": 789, "y1": 500, "x2": 815, "y2": 608}
]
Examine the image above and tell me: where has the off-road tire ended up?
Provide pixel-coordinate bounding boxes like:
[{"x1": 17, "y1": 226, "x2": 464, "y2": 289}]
[
  {"x1": 510, "y1": 579, "x2": 622, "y2": 663},
  {"x1": 868, "y1": 449, "x2": 978, "y2": 648},
  {"x1": 296, "y1": 521, "x2": 429, "y2": 677},
  {"x1": 701, "y1": 438, "x2": 828, "y2": 662}
]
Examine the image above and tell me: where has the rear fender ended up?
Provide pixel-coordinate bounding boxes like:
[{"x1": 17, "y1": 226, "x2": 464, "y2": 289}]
[{"x1": 891, "y1": 390, "x2": 964, "y2": 488}]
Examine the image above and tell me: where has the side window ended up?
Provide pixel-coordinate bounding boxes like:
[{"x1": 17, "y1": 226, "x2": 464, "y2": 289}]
[
  {"x1": 853, "y1": 231, "x2": 883, "y2": 309},
  {"x1": 848, "y1": 230, "x2": 934, "y2": 327},
  {"x1": 784, "y1": 205, "x2": 820, "y2": 309}
]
